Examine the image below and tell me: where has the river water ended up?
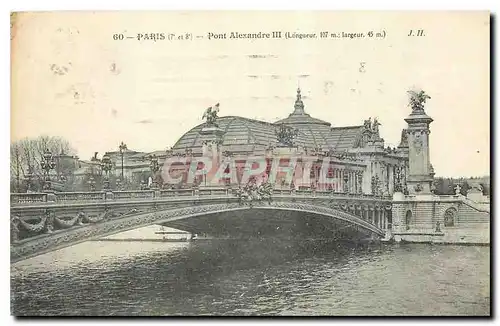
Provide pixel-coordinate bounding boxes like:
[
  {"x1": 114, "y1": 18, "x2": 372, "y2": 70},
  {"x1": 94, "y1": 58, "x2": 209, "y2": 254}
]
[{"x1": 11, "y1": 239, "x2": 490, "y2": 316}]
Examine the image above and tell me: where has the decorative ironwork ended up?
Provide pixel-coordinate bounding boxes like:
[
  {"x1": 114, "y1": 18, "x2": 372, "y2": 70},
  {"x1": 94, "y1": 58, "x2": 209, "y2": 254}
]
[
  {"x1": 116, "y1": 178, "x2": 122, "y2": 191},
  {"x1": 149, "y1": 154, "x2": 160, "y2": 188},
  {"x1": 25, "y1": 166, "x2": 35, "y2": 192},
  {"x1": 87, "y1": 175, "x2": 96, "y2": 191},
  {"x1": 334, "y1": 150, "x2": 358, "y2": 161},
  {"x1": 11, "y1": 200, "x2": 387, "y2": 262},
  {"x1": 101, "y1": 154, "x2": 113, "y2": 190},
  {"x1": 40, "y1": 149, "x2": 56, "y2": 191},
  {"x1": 118, "y1": 141, "x2": 127, "y2": 180}
]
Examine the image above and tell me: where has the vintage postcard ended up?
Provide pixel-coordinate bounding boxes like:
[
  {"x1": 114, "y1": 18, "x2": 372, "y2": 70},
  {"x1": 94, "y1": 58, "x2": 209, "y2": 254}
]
[{"x1": 10, "y1": 11, "x2": 490, "y2": 316}]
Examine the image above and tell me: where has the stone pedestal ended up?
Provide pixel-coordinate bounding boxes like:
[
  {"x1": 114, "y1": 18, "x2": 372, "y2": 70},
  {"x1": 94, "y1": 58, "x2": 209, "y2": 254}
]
[
  {"x1": 200, "y1": 126, "x2": 225, "y2": 160},
  {"x1": 404, "y1": 109, "x2": 434, "y2": 195},
  {"x1": 200, "y1": 126, "x2": 225, "y2": 137},
  {"x1": 407, "y1": 174, "x2": 435, "y2": 194}
]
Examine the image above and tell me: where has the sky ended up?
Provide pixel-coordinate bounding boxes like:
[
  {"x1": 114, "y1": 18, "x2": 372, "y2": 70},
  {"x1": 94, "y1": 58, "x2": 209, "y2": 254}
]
[{"x1": 10, "y1": 11, "x2": 490, "y2": 177}]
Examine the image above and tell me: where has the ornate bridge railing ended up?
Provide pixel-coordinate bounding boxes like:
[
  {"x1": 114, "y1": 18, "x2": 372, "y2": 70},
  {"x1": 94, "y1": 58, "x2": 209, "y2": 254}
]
[
  {"x1": 10, "y1": 187, "x2": 392, "y2": 262},
  {"x1": 54, "y1": 192, "x2": 107, "y2": 202},
  {"x1": 11, "y1": 193, "x2": 48, "y2": 205},
  {"x1": 113, "y1": 190, "x2": 156, "y2": 200},
  {"x1": 11, "y1": 188, "x2": 392, "y2": 206}
]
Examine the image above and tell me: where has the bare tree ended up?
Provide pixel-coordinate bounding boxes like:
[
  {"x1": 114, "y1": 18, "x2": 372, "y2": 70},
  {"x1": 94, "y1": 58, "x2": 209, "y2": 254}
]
[
  {"x1": 10, "y1": 142, "x2": 22, "y2": 192},
  {"x1": 10, "y1": 136, "x2": 77, "y2": 192}
]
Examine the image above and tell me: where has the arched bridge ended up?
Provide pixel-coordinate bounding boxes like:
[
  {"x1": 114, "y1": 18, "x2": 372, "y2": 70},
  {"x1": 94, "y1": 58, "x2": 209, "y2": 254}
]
[{"x1": 10, "y1": 188, "x2": 393, "y2": 262}]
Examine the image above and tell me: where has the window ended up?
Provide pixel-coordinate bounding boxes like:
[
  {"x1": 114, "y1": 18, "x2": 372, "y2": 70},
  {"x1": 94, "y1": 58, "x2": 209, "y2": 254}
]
[
  {"x1": 444, "y1": 208, "x2": 456, "y2": 227},
  {"x1": 405, "y1": 210, "x2": 412, "y2": 230}
]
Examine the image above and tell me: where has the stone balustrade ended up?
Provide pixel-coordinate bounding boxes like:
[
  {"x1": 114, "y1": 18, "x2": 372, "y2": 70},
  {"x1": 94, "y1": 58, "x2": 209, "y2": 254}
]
[
  {"x1": 10, "y1": 187, "x2": 392, "y2": 207},
  {"x1": 461, "y1": 196, "x2": 490, "y2": 213},
  {"x1": 159, "y1": 189, "x2": 195, "y2": 197},
  {"x1": 54, "y1": 192, "x2": 106, "y2": 202},
  {"x1": 113, "y1": 191, "x2": 155, "y2": 200},
  {"x1": 10, "y1": 193, "x2": 48, "y2": 204}
]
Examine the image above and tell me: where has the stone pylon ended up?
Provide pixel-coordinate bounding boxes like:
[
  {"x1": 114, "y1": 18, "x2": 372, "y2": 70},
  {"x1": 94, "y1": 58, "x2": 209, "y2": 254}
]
[{"x1": 404, "y1": 99, "x2": 434, "y2": 195}]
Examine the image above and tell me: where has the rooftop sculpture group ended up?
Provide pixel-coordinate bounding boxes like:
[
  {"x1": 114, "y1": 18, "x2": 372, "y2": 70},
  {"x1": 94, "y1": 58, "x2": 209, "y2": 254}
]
[
  {"x1": 407, "y1": 89, "x2": 431, "y2": 113},
  {"x1": 202, "y1": 103, "x2": 220, "y2": 127},
  {"x1": 275, "y1": 123, "x2": 298, "y2": 147}
]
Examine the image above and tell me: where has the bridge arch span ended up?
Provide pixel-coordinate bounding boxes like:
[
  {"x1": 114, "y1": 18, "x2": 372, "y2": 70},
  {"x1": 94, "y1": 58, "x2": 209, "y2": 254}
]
[
  {"x1": 158, "y1": 202, "x2": 385, "y2": 238},
  {"x1": 11, "y1": 201, "x2": 384, "y2": 263}
]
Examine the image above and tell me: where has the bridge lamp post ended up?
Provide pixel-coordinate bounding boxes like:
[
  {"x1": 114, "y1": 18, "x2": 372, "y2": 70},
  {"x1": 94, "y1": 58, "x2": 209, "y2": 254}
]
[
  {"x1": 119, "y1": 141, "x2": 127, "y2": 180},
  {"x1": 101, "y1": 154, "x2": 113, "y2": 191},
  {"x1": 40, "y1": 149, "x2": 56, "y2": 191},
  {"x1": 149, "y1": 154, "x2": 160, "y2": 189},
  {"x1": 25, "y1": 166, "x2": 34, "y2": 192},
  {"x1": 88, "y1": 175, "x2": 96, "y2": 191}
]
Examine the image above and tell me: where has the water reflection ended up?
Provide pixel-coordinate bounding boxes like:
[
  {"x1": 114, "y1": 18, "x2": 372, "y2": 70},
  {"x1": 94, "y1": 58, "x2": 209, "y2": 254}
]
[{"x1": 11, "y1": 239, "x2": 490, "y2": 316}]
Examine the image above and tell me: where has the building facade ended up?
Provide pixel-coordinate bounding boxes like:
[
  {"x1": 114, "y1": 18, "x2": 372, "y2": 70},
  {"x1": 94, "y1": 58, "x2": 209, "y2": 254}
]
[{"x1": 125, "y1": 88, "x2": 410, "y2": 195}]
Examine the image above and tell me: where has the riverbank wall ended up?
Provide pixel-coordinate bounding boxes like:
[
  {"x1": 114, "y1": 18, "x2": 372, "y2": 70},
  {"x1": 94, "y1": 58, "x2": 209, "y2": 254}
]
[{"x1": 389, "y1": 192, "x2": 490, "y2": 245}]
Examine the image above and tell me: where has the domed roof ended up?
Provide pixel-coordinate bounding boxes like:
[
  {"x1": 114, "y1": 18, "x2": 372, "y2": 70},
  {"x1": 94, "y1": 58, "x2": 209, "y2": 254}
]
[
  {"x1": 172, "y1": 88, "x2": 365, "y2": 155},
  {"x1": 172, "y1": 116, "x2": 279, "y2": 155}
]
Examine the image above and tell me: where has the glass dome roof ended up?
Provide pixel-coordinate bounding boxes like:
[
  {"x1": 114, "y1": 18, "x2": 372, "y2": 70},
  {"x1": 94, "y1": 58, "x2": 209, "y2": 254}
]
[{"x1": 171, "y1": 88, "x2": 365, "y2": 155}]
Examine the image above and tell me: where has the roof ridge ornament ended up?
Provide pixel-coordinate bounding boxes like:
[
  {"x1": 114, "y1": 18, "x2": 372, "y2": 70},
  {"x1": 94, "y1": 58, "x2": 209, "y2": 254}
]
[{"x1": 292, "y1": 87, "x2": 305, "y2": 115}]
